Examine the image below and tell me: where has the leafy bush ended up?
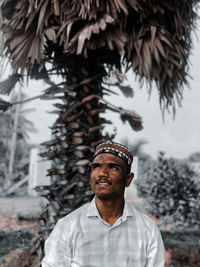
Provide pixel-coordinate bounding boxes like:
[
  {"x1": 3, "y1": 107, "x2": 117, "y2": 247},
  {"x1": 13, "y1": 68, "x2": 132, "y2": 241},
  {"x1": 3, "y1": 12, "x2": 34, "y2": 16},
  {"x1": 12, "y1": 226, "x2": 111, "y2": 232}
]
[{"x1": 136, "y1": 152, "x2": 200, "y2": 229}]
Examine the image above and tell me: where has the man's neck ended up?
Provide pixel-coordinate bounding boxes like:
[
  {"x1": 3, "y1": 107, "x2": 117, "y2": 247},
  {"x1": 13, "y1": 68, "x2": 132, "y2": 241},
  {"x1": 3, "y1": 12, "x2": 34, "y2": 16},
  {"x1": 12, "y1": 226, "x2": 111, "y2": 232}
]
[{"x1": 95, "y1": 196, "x2": 125, "y2": 226}]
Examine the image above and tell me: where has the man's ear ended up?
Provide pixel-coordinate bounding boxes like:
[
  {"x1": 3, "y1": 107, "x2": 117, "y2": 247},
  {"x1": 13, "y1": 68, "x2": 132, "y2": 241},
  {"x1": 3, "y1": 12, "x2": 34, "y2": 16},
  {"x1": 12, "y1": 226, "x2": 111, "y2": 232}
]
[{"x1": 125, "y1": 172, "x2": 134, "y2": 187}]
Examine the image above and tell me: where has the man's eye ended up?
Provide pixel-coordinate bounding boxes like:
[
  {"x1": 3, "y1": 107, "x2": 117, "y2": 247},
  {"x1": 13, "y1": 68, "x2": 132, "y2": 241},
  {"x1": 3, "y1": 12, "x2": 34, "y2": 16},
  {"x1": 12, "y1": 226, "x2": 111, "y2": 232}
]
[
  {"x1": 110, "y1": 165, "x2": 118, "y2": 170},
  {"x1": 91, "y1": 164, "x2": 99, "y2": 169}
]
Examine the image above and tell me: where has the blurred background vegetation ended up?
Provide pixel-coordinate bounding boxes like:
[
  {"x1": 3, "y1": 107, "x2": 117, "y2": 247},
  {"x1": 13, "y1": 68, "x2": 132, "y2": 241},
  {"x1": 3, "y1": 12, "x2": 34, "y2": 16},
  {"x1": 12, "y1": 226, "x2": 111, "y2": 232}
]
[{"x1": 0, "y1": 92, "x2": 37, "y2": 195}]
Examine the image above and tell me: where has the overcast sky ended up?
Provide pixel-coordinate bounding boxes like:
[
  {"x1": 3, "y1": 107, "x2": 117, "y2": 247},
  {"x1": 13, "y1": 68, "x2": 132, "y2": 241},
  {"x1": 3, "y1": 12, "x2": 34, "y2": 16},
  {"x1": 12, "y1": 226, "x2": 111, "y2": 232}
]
[{"x1": 2, "y1": 19, "x2": 200, "y2": 160}]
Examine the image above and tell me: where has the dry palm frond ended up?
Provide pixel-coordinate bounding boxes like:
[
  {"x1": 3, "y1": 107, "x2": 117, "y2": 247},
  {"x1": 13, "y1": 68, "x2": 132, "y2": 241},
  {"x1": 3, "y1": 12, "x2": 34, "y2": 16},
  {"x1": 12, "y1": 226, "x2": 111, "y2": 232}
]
[
  {"x1": 102, "y1": 98, "x2": 143, "y2": 131},
  {"x1": 67, "y1": 14, "x2": 115, "y2": 54},
  {"x1": 119, "y1": 108, "x2": 143, "y2": 131},
  {"x1": 0, "y1": 0, "x2": 199, "y2": 109},
  {"x1": 117, "y1": 84, "x2": 134, "y2": 98},
  {"x1": 0, "y1": 74, "x2": 22, "y2": 95},
  {"x1": 112, "y1": 70, "x2": 128, "y2": 83},
  {"x1": 103, "y1": 82, "x2": 134, "y2": 98},
  {"x1": 1, "y1": 25, "x2": 46, "y2": 73},
  {"x1": 0, "y1": 98, "x2": 11, "y2": 112}
]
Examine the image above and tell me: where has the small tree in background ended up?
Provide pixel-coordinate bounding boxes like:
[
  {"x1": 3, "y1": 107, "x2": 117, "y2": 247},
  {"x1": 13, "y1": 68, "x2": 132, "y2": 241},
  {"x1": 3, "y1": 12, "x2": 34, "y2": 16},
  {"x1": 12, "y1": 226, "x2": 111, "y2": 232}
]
[
  {"x1": 0, "y1": 92, "x2": 37, "y2": 195},
  {"x1": 188, "y1": 152, "x2": 200, "y2": 163},
  {"x1": 136, "y1": 152, "x2": 200, "y2": 229}
]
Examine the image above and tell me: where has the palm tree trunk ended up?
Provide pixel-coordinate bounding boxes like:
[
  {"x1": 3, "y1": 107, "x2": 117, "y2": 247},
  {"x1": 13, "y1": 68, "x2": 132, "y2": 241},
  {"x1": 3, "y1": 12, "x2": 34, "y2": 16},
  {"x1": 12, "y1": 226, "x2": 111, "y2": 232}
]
[{"x1": 39, "y1": 55, "x2": 109, "y2": 223}]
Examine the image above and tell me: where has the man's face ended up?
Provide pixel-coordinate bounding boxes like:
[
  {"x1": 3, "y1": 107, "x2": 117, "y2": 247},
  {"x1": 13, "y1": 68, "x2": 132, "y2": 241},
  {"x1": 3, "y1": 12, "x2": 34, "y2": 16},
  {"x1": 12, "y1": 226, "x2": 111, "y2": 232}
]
[{"x1": 90, "y1": 153, "x2": 134, "y2": 200}]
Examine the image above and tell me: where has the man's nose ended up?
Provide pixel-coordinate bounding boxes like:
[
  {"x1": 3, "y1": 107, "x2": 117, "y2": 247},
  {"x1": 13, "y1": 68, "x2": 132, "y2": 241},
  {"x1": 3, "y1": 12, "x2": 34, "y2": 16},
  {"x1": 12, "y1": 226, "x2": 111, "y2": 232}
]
[{"x1": 98, "y1": 166, "x2": 109, "y2": 177}]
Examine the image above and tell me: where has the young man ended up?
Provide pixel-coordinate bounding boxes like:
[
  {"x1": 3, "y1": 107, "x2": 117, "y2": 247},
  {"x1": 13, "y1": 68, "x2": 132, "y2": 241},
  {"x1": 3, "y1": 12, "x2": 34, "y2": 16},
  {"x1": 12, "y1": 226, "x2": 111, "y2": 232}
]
[{"x1": 42, "y1": 141, "x2": 165, "y2": 267}]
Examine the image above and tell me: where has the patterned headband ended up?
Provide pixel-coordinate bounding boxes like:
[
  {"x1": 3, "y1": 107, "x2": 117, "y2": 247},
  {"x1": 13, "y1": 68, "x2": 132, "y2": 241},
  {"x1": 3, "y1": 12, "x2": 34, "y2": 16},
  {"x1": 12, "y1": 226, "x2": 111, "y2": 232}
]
[{"x1": 93, "y1": 141, "x2": 133, "y2": 166}]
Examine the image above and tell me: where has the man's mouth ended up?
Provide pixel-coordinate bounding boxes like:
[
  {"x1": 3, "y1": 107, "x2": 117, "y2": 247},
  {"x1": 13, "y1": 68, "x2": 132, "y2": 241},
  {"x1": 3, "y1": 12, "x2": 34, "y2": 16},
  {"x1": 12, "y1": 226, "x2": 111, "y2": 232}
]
[{"x1": 96, "y1": 181, "x2": 112, "y2": 185}]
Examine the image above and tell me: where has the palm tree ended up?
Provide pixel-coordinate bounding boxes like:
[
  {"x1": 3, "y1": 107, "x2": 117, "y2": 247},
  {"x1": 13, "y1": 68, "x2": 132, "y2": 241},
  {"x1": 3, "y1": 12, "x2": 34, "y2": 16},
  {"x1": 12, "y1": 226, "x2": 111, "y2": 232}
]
[{"x1": 0, "y1": 1, "x2": 199, "y2": 224}]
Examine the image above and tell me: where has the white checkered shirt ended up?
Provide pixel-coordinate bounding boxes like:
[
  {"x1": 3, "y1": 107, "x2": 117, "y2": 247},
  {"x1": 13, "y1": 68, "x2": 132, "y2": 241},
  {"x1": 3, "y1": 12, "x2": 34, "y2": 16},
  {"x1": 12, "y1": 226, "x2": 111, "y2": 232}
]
[{"x1": 42, "y1": 197, "x2": 165, "y2": 267}]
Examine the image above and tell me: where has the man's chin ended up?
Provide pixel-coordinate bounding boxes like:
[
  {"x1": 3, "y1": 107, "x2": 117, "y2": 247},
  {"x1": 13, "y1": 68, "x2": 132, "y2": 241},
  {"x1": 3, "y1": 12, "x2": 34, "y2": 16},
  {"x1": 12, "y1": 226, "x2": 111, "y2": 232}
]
[
  {"x1": 95, "y1": 193, "x2": 120, "y2": 201},
  {"x1": 96, "y1": 194, "x2": 111, "y2": 200}
]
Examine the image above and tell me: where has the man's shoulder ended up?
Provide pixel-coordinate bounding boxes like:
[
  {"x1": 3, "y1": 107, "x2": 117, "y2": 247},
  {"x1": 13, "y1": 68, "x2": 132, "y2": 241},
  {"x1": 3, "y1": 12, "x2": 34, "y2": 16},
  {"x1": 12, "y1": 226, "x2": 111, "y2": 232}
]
[
  {"x1": 59, "y1": 202, "x2": 90, "y2": 223},
  {"x1": 126, "y1": 202, "x2": 158, "y2": 229},
  {"x1": 50, "y1": 202, "x2": 91, "y2": 237}
]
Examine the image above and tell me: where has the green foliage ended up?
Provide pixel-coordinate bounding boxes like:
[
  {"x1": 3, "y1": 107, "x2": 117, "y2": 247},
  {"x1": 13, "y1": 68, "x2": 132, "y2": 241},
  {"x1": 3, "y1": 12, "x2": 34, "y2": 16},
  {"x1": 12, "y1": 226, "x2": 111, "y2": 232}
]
[
  {"x1": 188, "y1": 152, "x2": 200, "y2": 162},
  {"x1": 136, "y1": 152, "x2": 200, "y2": 229}
]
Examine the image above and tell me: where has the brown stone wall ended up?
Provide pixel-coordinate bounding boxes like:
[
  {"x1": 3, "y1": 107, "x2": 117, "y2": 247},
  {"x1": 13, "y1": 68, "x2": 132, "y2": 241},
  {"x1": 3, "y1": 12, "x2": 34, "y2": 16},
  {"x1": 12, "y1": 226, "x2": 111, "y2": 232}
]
[
  {"x1": 0, "y1": 216, "x2": 41, "y2": 267},
  {"x1": 0, "y1": 216, "x2": 199, "y2": 266}
]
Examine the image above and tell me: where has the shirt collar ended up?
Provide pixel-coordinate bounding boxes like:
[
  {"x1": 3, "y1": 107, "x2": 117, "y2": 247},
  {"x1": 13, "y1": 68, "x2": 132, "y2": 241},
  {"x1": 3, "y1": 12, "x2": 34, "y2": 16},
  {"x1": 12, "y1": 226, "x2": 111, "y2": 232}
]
[
  {"x1": 87, "y1": 197, "x2": 100, "y2": 217},
  {"x1": 87, "y1": 196, "x2": 134, "y2": 219}
]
